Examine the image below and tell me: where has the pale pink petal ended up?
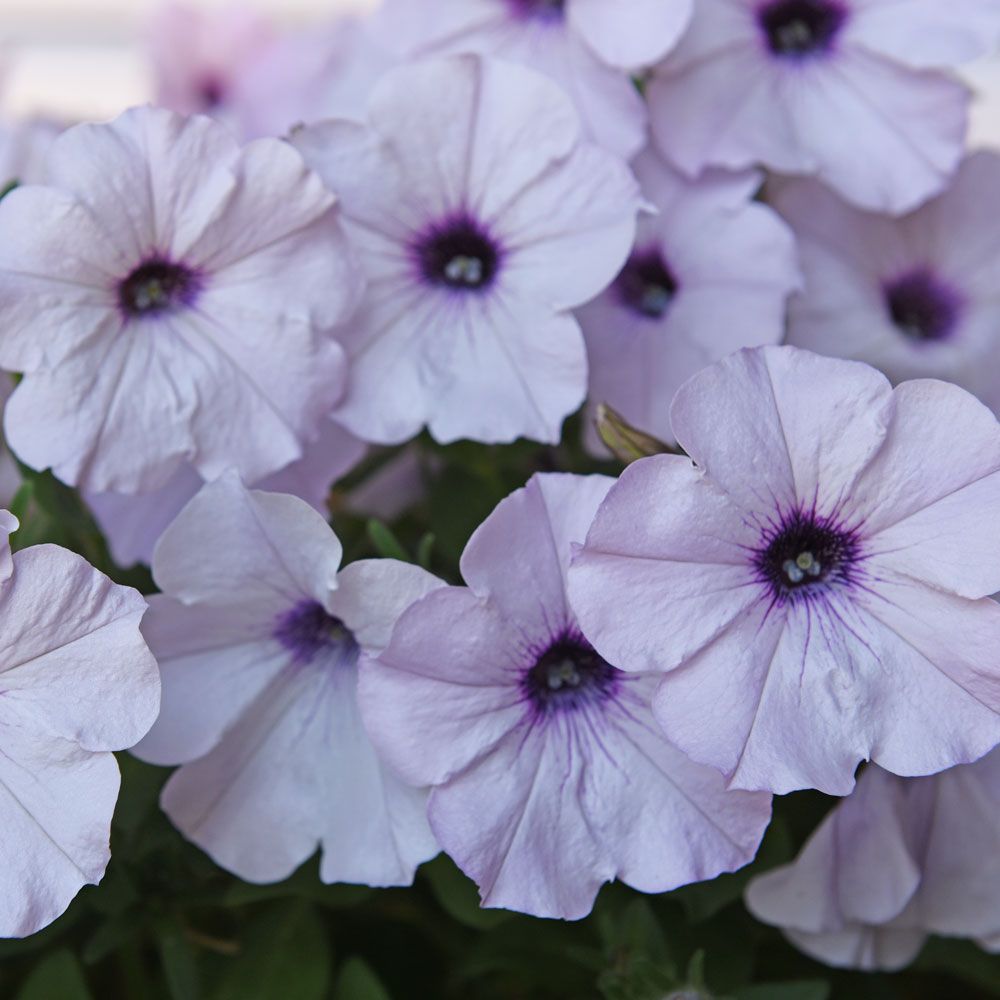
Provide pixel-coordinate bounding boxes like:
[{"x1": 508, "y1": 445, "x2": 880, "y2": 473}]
[
  {"x1": 570, "y1": 0, "x2": 694, "y2": 68},
  {"x1": 0, "y1": 546, "x2": 159, "y2": 751},
  {"x1": 359, "y1": 589, "x2": 530, "y2": 788},
  {"x1": 669, "y1": 347, "x2": 893, "y2": 516},
  {"x1": 151, "y1": 472, "x2": 342, "y2": 611}
]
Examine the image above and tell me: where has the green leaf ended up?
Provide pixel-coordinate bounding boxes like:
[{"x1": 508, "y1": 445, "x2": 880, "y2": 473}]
[
  {"x1": 366, "y1": 519, "x2": 410, "y2": 562},
  {"x1": 212, "y1": 901, "x2": 331, "y2": 1000},
  {"x1": 158, "y1": 921, "x2": 202, "y2": 1000},
  {"x1": 17, "y1": 950, "x2": 92, "y2": 1000},
  {"x1": 334, "y1": 958, "x2": 391, "y2": 1000},
  {"x1": 421, "y1": 854, "x2": 510, "y2": 930},
  {"x1": 415, "y1": 531, "x2": 436, "y2": 570},
  {"x1": 734, "y1": 980, "x2": 830, "y2": 1000}
]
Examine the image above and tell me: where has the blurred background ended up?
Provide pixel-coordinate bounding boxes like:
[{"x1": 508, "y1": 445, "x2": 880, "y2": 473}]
[
  {"x1": 2, "y1": 0, "x2": 1000, "y2": 148},
  {"x1": 0, "y1": 0, "x2": 373, "y2": 121}
]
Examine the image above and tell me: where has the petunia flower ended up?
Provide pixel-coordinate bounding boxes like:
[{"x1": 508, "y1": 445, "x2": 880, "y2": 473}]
[
  {"x1": 646, "y1": 0, "x2": 1000, "y2": 213},
  {"x1": 578, "y1": 148, "x2": 799, "y2": 451},
  {"x1": 372, "y1": 0, "x2": 695, "y2": 158},
  {"x1": 133, "y1": 472, "x2": 441, "y2": 887},
  {"x1": 569, "y1": 345, "x2": 1000, "y2": 796},
  {"x1": 147, "y1": 1, "x2": 276, "y2": 118},
  {"x1": 745, "y1": 750, "x2": 1000, "y2": 970},
  {"x1": 0, "y1": 511, "x2": 160, "y2": 936},
  {"x1": 0, "y1": 118, "x2": 61, "y2": 189},
  {"x1": 236, "y1": 15, "x2": 397, "y2": 139},
  {"x1": 358, "y1": 473, "x2": 772, "y2": 920},
  {"x1": 87, "y1": 420, "x2": 365, "y2": 568},
  {"x1": 291, "y1": 54, "x2": 642, "y2": 446},
  {"x1": 774, "y1": 153, "x2": 1000, "y2": 417},
  {"x1": 0, "y1": 106, "x2": 363, "y2": 493}
]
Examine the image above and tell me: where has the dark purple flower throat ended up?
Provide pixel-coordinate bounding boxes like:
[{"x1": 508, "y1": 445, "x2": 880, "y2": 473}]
[
  {"x1": 884, "y1": 268, "x2": 962, "y2": 343},
  {"x1": 273, "y1": 600, "x2": 359, "y2": 668},
  {"x1": 754, "y1": 508, "x2": 861, "y2": 603},
  {"x1": 118, "y1": 256, "x2": 201, "y2": 319},
  {"x1": 616, "y1": 247, "x2": 679, "y2": 320},
  {"x1": 522, "y1": 632, "x2": 620, "y2": 717},
  {"x1": 758, "y1": 0, "x2": 848, "y2": 58},
  {"x1": 414, "y1": 214, "x2": 502, "y2": 293}
]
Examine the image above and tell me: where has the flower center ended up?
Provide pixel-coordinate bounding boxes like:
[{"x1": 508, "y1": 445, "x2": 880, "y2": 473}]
[
  {"x1": 615, "y1": 248, "x2": 679, "y2": 320},
  {"x1": 884, "y1": 269, "x2": 962, "y2": 343},
  {"x1": 273, "y1": 600, "x2": 359, "y2": 667},
  {"x1": 758, "y1": 0, "x2": 847, "y2": 57},
  {"x1": 198, "y1": 76, "x2": 225, "y2": 109},
  {"x1": 507, "y1": 0, "x2": 565, "y2": 21},
  {"x1": 755, "y1": 510, "x2": 860, "y2": 601},
  {"x1": 118, "y1": 257, "x2": 201, "y2": 318},
  {"x1": 415, "y1": 214, "x2": 502, "y2": 293},
  {"x1": 522, "y1": 634, "x2": 620, "y2": 717}
]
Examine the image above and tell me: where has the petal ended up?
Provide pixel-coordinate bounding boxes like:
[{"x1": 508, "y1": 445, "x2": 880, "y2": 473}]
[
  {"x1": 745, "y1": 766, "x2": 919, "y2": 934},
  {"x1": 151, "y1": 472, "x2": 342, "y2": 612},
  {"x1": 326, "y1": 559, "x2": 445, "y2": 653},
  {"x1": 848, "y1": 0, "x2": 1000, "y2": 69},
  {"x1": 583, "y1": 682, "x2": 772, "y2": 893},
  {"x1": 916, "y1": 749, "x2": 1000, "y2": 937},
  {"x1": 570, "y1": 0, "x2": 694, "y2": 68},
  {"x1": 428, "y1": 723, "x2": 615, "y2": 920},
  {"x1": 462, "y1": 473, "x2": 613, "y2": 635},
  {"x1": 133, "y1": 595, "x2": 288, "y2": 766},
  {"x1": 424, "y1": 303, "x2": 588, "y2": 447},
  {"x1": 849, "y1": 380, "x2": 1000, "y2": 598},
  {"x1": 853, "y1": 574, "x2": 1000, "y2": 773},
  {"x1": 0, "y1": 546, "x2": 159, "y2": 752},
  {"x1": 0, "y1": 727, "x2": 120, "y2": 937},
  {"x1": 787, "y1": 49, "x2": 968, "y2": 214},
  {"x1": 358, "y1": 588, "x2": 529, "y2": 788},
  {"x1": 569, "y1": 455, "x2": 763, "y2": 676},
  {"x1": 669, "y1": 346, "x2": 893, "y2": 518},
  {"x1": 783, "y1": 925, "x2": 927, "y2": 972}
]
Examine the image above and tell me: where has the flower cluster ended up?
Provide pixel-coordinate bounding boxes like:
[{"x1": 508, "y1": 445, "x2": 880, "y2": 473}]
[{"x1": 0, "y1": 4, "x2": 997, "y2": 986}]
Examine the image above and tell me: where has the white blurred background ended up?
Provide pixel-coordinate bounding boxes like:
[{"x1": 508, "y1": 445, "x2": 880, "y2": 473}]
[
  {"x1": 0, "y1": 0, "x2": 374, "y2": 121},
  {"x1": 2, "y1": 0, "x2": 1000, "y2": 149}
]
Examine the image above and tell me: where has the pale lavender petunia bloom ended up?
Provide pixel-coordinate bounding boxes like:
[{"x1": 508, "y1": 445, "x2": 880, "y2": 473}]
[
  {"x1": 291, "y1": 55, "x2": 642, "y2": 446},
  {"x1": 578, "y1": 148, "x2": 799, "y2": 450},
  {"x1": 236, "y1": 15, "x2": 397, "y2": 139},
  {"x1": 0, "y1": 106, "x2": 363, "y2": 493},
  {"x1": 87, "y1": 420, "x2": 365, "y2": 567},
  {"x1": 746, "y1": 750, "x2": 1000, "y2": 970},
  {"x1": 646, "y1": 0, "x2": 1000, "y2": 213},
  {"x1": 359, "y1": 473, "x2": 772, "y2": 920},
  {"x1": 147, "y1": 1, "x2": 276, "y2": 118},
  {"x1": 133, "y1": 472, "x2": 441, "y2": 887},
  {"x1": 774, "y1": 153, "x2": 1000, "y2": 417},
  {"x1": 0, "y1": 118, "x2": 61, "y2": 188},
  {"x1": 570, "y1": 345, "x2": 1000, "y2": 796},
  {"x1": 0, "y1": 511, "x2": 160, "y2": 936},
  {"x1": 372, "y1": 0, "x2": 694, "y2": 158}
]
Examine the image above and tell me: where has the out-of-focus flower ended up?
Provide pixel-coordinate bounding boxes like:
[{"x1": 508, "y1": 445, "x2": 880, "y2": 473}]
[
  {"x1": 0, "y1": 511, "x2": 159, "y2": 936},
  {"x1": 372, "y1": 0, "x2": 694, "y2": 158},
  {"x1": 647, "y1": 0, "x2": 1000, "y2": 213},
  {"x1": 0, "y1": 106, "x2": 362, "y2": 493},
  {"x1": 236, "y1": 15, "x2": 396, "y2": 139},
  {"x1": 570, "y1": 346, "x2": 1000, "y2": 795},
  {"x1": 292, "y1": 55, "x2": 641, "y2": 446},
  {"x1": 87, "y1": 421, "x2": 365, "y2": 568},
  {"x1": 774, "y1": 153, "x2": 1000, "y2": 415},
  {"x1": 147, "y1": 1, "x2": 276, "y2": 118},
  {"x1": 134, "y1": 472, "x2": 441, "y2": 886},
  {"x1": 746, "y1": 750, "x2": 1000, "y2": 970},
  {"x1": 578, "y1": 150, "x2": 799, "y2": 451},
  {"x1": 359, "y1": 473, "x2": 771, "y2": 920}
]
